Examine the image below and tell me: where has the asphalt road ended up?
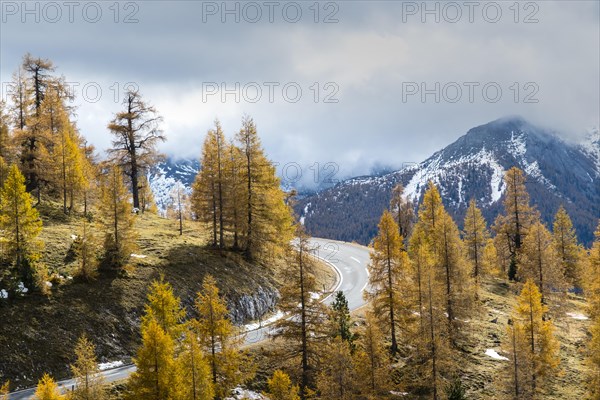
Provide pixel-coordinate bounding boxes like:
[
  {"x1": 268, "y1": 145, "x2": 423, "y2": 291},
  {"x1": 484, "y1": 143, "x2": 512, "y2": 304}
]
[
  {"x1": 244, "y1": 238, "x2": 370, "y2": 344},
  {"x1": 8, "y1": 238, "x2": 371, "y2": 399}
]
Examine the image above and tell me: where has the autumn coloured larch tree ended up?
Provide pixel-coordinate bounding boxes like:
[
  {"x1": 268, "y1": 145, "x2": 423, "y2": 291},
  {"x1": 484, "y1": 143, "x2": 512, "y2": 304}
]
[
  {"x1": 518, "y1": 221, "x2": 565, "y2": 305},
  {"x1": 275, "y1": 228, "x2": 328, "y2": 398},
  {"x1": 365, "y1": 210, "x2": 411, "y2": 356},
  {"x1": 0, "y1": 164, "x2": 43, "y2": 289},
  {"x1": 194, "y1": 274, "x2": 253, "y2": 399},
  {"x1": 506, "y1": 280, "x2": 560, "y2": 397},
  {"x1": 494, "y1": 167, "x2": 538, "y2": 280},
  {"x1": 70, "y1": 335, "x2": 107, "y2": 400},
  {"x1": 463, "y1": 199, "x2": 490, "y2": 282},
  {"x1": 33, "y1": 374, "x2": 64, "y2": 400},
  {"x1": 552, "y1": 206, "x2": 582, "y2": 288},
  {"x1": 267, "y1": 370, "x2": 300, "y2": 400},
  {"x1": 98, "y1": 164, "x2": 135, "y2": 268}
]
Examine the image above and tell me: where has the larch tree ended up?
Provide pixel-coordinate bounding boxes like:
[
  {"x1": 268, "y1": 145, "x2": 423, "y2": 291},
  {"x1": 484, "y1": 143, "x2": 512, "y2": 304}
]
[
  {"x1": 236, "y1": 116, "x2": 260, "y2": 258},
  {"x1": 552, "y1": 206, "x2": 582, "y2": 288},
  {"x1": 587, "y1": 221, "x2": 600, "y2": 318},
  {"x1": 18, "y1": 54, "x2": 58, "y2": 198},
  {"x1": 463, "y1": 199, "x2": 490, "y2": 281},
  {"x1": 192, "y1": 117, "x2": 293, "y2": 259},
  {"x1": 235, "y1": 116, "x2": 293, "y2": 260},
  {"x1": 267, "y1": 370, "x2": 300, "y2": 400},
  {"x1": 33, "y1": 374, "x2": 64, "y2": 400},
  {"x1": 81, "y1": 140, "x2": 98, "y2": 215},
  {"x1": 509, "y1": 279, "x2": 560, "y2": 397},
  {"x1": 9, "y1": 66, "x2": 30, "y2": 131},
  {"x1": 0, "y1": 157, "x2": 8, "y2": 197},
  {"x1": 418, "y1": 182, "x2": 472, "y2": 343},
  {"x1": 213, "y1": 121, "x2": 226, "y2": 249},
  {"x1": 504, "y1": 319, "x2": 529, "y2": 400},
  {"x1": 225, "y1": 141, "x2": 244, "y2": 250},
  {"x1": 353, "y1": 311, "x2": 391, "y2": 397},
  {"x1": 518, "y1": 221, "x2": 564, "y2": 305},
  {"x1": 0, "y1": 164, "x2": 42, "y2": 289},
  {"x1": 0, "y1": 380, "x2": 9, "y2": 399},
  {"x1": 275, "y1": 228, "x2": 328, "y2": 398},
  {"x1": 408, "y1": 223, "x2": 434, "y2": 340},
  {"x1": 98, "y1": 164, "x2": 135, "y2": 269},
  {"x1": 389, "y1": 183, "x2": 415, "y2": 240},
  {"x1": 494, "y1": 167, "x2": 537, "y2": 280},
  {"x1": 22, "y1": 53, "x2": 55, "y2": 115},
  {"x1": 588, "y1": 317, "x2": 600, "y2": 400},
  {"x1": 127, "y1": 318, "x2": 183, "y2": 400},
  {"x1": 179, "y1": 330, "x2": 215, "y2": 400},
  {"x1": 192, "y1": 123, "x2": 225, "y2": 248},
  {"x1": 587, "y1": 222, "x2": 600, "y2": 397},
  {"x1": 70, "y1": 335, "x2": 107, "y2": 400},
  {"x1": 315, "y1": 337, "x2": 356, "y2": 400},
  {"x1": 0, "y1": 101, "x2": 12, "y2": 162},
  {"x1": 142, "y1": 277, "x2": 186, "y2": 338},
  {"x1": 194, "y1": 274, "x2": 253, "y2": 399},
  {"x1": 365, "y1": 210, "x2": 411, "y2": 356},
  {"x1": 107, "y1": 89, "x2": 165, "y2": 210},
  {"x1": 435, "y1": 211, "x2": 472, "y2": 340},
  {"x1": 48, "y1": 104, "x2": 84, "y2": 214},
  {"x1": 408, "y1": 213, "x2": 453, "y2": 398},
  {"x1": 74, "y1": 218, "x2": 99, "y2": 281},
  {"x1": 482, "y1": 238, "x2": 500, "y2": 277}
]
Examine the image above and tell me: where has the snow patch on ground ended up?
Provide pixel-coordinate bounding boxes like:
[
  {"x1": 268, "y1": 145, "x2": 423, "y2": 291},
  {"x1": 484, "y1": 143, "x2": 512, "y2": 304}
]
[
  {"x1": 508, "y1": 131, "x2": 527, "y2": 157},
  {"x1": 566, "y1": 312, "x2": 589, "y2": 321},
  {"x1": 0, "y1": 289, "x2": 7, "y2": 299},
  {"x1": 130, "y1": 253, "x2": 147, "y2": 259},
  {"x1": 390, "y1": 391, "x2": 409, "y2": 396},
  {"x1": 485, "y1": 349, "x2": 509, "y2": 361},
  {"x1": 98, "y1": 360, "x2": 124, "y2": 371},
  {"x1": 226, "y1": 387, "x2": 267, "y2": 400},
  {"x1": 244, "y1": 311, "x2": 285, "y2": 331},
  {"x1": 17, "y1": 282, "x2": 28, "y2": 294}
]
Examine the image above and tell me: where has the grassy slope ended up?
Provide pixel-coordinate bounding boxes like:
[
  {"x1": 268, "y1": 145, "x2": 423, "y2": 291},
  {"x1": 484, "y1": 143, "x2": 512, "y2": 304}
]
[
  {"x1": 457, "y1": 277, "x2": 591, "y2": 399},
  {"x1": 0, "y1": 204, "x2": 333, "y2": 390},
  {"x1": 245, "y1": 276, "x2": 592, "y2": 399}
]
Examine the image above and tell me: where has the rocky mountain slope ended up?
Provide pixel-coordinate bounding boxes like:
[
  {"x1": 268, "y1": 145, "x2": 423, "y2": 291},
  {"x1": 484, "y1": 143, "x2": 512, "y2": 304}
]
[{"x1": 296, "y1": 117, "x2": 600, "y2": 246}]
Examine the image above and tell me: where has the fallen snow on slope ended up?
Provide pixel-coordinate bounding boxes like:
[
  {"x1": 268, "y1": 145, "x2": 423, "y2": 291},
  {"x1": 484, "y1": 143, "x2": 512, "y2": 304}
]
[
  {"x1": 403, "y1": 149, "x2": 506, "y2": 206},
  {"x1": 244, "y1": 311, "x2": 285, "y2": 331},
  {"x1": 485, "y1": 349, "x2": 509, "y2": 361},
  {"x1": 226, "y1": 387, "x2": 267, "y2": 399},
  {"x1": 98, "y1": 360, "x2": 124, "y2": 371},
  {"x1": 566, "y1": 312, "x2": 589, "y2": 321}
]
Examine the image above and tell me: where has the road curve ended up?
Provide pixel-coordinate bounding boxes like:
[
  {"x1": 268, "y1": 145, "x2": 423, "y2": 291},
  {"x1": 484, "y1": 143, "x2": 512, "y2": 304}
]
[
  {"x1": 244, "y1": 238, "x2": 371, "y2": 344},
  {"x1": 8, "y1": 239, "x2": 371, "y2": 399}
]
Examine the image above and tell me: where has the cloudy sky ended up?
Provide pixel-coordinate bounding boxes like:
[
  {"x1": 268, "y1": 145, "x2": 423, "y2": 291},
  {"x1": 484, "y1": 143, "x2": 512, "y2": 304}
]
[{"x1": 1, "y1": 1, "x2": 598, "y2": 184}]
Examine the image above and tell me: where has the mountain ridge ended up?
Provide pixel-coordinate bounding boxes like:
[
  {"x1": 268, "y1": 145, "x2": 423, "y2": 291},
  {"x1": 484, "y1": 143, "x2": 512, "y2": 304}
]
[{"x1": 295, "y1": 116, "x2": 600, "y2": 246}]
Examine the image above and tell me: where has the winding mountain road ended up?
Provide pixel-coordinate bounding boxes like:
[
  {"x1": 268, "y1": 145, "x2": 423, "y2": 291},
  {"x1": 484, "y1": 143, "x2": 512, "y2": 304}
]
[{"x1": 8, "y1": 239, "x2": 371, "y2": 399}]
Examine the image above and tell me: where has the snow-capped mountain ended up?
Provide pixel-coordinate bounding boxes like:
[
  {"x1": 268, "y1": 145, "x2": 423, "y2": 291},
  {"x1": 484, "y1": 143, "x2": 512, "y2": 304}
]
[
  {"x1": 296, "y1": 117, "x2": 600, "y2": 246},
  {"x1": 148, "y1": 158, "x2": 199, "y2": 213}
]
